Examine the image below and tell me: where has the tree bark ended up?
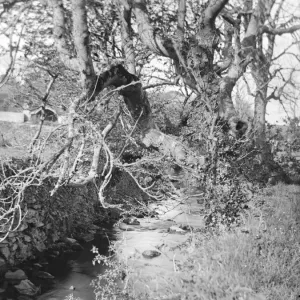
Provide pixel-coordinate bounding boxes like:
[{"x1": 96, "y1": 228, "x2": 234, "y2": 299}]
[
  {"x1": 49, "y1": 0, "x2": 79, "y2": 71},
  {"x1": 254, "y1": 86, "x2": 267, "y2": 147},
  {"x1": 93, "y1": 65, "x2": 204, "y2": 167},
  {"x1": 119, "y1": 0, "x2": 136, "y2": 74},
  {"x1": 72, "y1": 0, "x2": 95, "y2": 90},
  {"x1": 50, "y1": 1, "x2": 204, "y2": 169},
  {"x1": 132, "y1": 0, "x2": 252, "y2": 137}
]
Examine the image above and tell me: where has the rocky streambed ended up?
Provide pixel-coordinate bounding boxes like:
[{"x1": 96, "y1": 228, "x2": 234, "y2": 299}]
[
  {"x1": 0, "y1": 225, "x2": 115, "y2": 300},
  {"x1": 115, "y1": 195, "x2": 205, "y2": 298},
  {"x1": 0, "y1": 189, "x2": 205, "y2": 300}
]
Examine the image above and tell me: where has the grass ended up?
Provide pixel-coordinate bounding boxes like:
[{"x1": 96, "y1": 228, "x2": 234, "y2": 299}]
[
  {"x1": 0, "y1": 121, "x2": 63, "y2": 160},
  {"x1": 2, "y1": 120, "x2": 299, "y2": 299},
  {"x1": 121, "y1": 184, "x2": 300, "y2": 300}
]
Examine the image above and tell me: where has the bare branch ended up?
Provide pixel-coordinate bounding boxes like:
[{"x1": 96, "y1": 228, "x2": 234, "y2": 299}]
[
  {"x1": 119, "y1": 0, "x2": 136, "y2": 74},
  {"x1": 176, "y1": 0, "x2": 186, "y2": 44},
  {"x1": 72, "y1": 0, "x2": 95, "y2": 88},
  {"x1": 133, "y1": 0, "x2": 177, "y2": 59},
  {"x1": 144, "y1": 81, "x2": 178, "y2": 90},
  {"x1": 48, "y1": 0, "x2": 79, "y2": 71},
  {"x1": 29, "y1": 73, "x2": 58, "y2": 153},
  {"x1": 262, "y1": 24, "x2": 300, "y2": 36},
  {"x1": 204, "y1": 0, "x2": 228, "y2": 25},
  {"x1": 0, "y1": 21, "x2": 26, "y2": 88}
]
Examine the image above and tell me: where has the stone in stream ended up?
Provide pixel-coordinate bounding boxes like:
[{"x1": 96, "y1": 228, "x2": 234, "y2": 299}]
[
  {"x1": 119, "y1": 223, "x2": 135, "y2": 231},
  {"x1": 66, "y1": 237, "x2": 77, "y2": 244},
  {"x1": 179, "y1": 224, "x2": 194, "y2": 231},
  {"x1": 142, "y1": 250, "x2": 161, "y2": 259},
  {"x1": 35, "y1": 271, "x2": 54, "y2": 280},
  {"x1": 123, "y1": 217, "x2": 140, "y2": 225},
  {"x1": 168, "y1": 225, "x2": 187, "y2": 234},
  {"x1": 80, "y1": 233, "x2": 94, "y2": 243},
  {"x1": 5, "y1": 269, "x2": 27, "y2": 281},
  {"x1": 65, "y1": 237, "x2": 84, "y2": 250},
  {"x1": 14, "y1": 279, "x2": 39, "y2": 296},
  {"x1": 33, "y1": 263, "x2": 43, "y2": 269}
]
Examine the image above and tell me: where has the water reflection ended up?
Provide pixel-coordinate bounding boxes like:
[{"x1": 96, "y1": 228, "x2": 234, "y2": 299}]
[{"x1": 38, "y1": 228, "x2": 115, "y2": 300}]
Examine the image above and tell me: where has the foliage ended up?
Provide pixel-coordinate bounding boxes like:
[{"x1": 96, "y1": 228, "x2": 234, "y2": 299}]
[
  {"x1": 92, "y1": 184, "x2": 300, "y2": 300},
  {"x1": 91, "y1": 244, "x2": 129, "y2": 300}
]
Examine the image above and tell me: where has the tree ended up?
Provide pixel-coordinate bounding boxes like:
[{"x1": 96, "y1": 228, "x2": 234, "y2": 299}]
[
  {"x1": 242, "y1": 0, "x2": 300, "y2": 150},
  {"x1": 1, "y1": 0, "x2": 300, "y2": 211}
]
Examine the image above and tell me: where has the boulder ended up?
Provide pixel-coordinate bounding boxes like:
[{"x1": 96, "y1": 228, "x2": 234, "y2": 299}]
[
  {"x1": 35, "y1": 271, "x2": 54, "y2": 280},
  {"x1": 179, "y1": 224, "x2": 193, "y2": 231},
  {"x1": 34, "y1": 240, "x2": 46, "y2": 252},
  {"x1": 17, "y1": 223, "x2": 28, "y2": 232},
  {"x1": 33, "y1": 263, "x2": 43, "y2": 269},
  {"x1": 5, "y1": 269, "x2": 27, "y2": 281},
  {"x1": 123, "y1": 218, "x2": 140, "y2": 225},
  {"x1": 66, "y1": 238, "x2": 77, "y2": 244},
  {"x1": 26, "y1": 208, "x2": 38, "y2": 221},
  {"x1": 119, "y1": 223, "x2": 136, "y2": 231},
  {"x1": 142, "y1": 250, "x2": 161, "y2": 259},
  {"x1": 0, "y1": 258, "x2": 7, "y2": 275},
  {"x1": 0, "y1": 246, "x2": 11, "y2": 263},
  {"x1": 168, "y1": 226, "x2": 186, "y2": 234},
  {"x1": 36, "y1": 222, "x2": 44, "y2": 228},
  {"x1": 80, "y1": 233, "x2": 94, "y2": 243},
  {"x1": 14, "y1": 279, "x2": 39, "y2": 296},
  {"x1": 12, "y1": 243, "x2": 18, "y2": 251},
  {"x1": 23, "y1": 235, "x2": 31, "y2": 243},
  {"x1": 0, "y1": 239, "x2": 9, "y2": 247}
]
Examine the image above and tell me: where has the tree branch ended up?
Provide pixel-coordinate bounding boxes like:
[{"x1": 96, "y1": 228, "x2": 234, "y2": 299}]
[
  {"x1": 29, "y1": 72, "x2": 58, "y2": 153},
  {"x1": 262, "y1": 24, "x2": 300, "y2": 36},
  {"x1": 119, "y1": 0, "x2": 136, "y2": 74},
  {"x1": 133, "y1": 0, "x2": 177, "y2": 59},
  {"x1": 49, "y1": 0, "x2": 79, "y2": 71},
  {"x1": 176, "y1": 0, "x2": 186, "y2": 44},
  {"x1": 72, "y1": 0, "x2": 95, "y2": 88},
  {"x1": 204, "y1": 0, "x2": 229, "y2": 25}
]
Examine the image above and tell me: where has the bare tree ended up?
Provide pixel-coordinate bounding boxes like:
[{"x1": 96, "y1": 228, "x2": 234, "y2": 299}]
[{"x1": 241, "y1": 0, "x2": 300, "y2": 150}]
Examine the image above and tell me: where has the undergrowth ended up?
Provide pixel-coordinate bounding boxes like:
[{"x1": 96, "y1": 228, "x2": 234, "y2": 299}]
[{"x1": 92, "y1": 184, "x2": 300, "y2": 300}]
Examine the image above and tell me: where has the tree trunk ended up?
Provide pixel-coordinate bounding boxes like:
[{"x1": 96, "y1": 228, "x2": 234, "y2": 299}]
[
  {"x1": 72, "y1": 0, "x2": 95, "y2": 90},
  {"x1": 94, "y1": 65, "x2": 204, "y2": 167},
  {"x1": 49, "y1": 0, "x2": 79, "y2": 71},
  {"x1": 254, "y1": 87, "x2": 267, "y2": 147},
  {"x1": 119, "y1": 0, "x2": 136, "y2": 74}
]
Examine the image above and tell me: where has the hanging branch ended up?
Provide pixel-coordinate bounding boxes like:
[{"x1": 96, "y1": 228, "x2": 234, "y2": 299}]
[{"x1": 29, "y1": 72, "x2": 58, "y2": 153}]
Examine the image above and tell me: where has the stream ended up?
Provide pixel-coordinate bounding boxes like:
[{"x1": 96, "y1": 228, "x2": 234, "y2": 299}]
[{"x1": 37, "y1": 227, "x2": 115, "y2": 300}]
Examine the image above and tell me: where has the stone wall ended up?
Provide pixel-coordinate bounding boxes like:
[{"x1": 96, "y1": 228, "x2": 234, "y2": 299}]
[
  {"x1": 0, "y1": 160, "x2": 150, "y2": 266},
  {"x1": 0, "y1": 178, "x2": 100, "y2": 266}
]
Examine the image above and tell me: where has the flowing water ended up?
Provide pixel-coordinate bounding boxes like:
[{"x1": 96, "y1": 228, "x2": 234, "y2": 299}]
[{"x1": 38, "y1": 227, "x2": 115, "y2": 300}]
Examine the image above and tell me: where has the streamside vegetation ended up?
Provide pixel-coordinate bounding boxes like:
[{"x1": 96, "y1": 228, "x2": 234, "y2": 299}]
[{"x1": 0, "y1": 0, "x2": 300, "y2": 299}]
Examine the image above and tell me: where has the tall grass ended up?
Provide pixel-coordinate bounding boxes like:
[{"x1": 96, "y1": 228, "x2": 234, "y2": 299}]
[{"x1": 123, "y1": 184, "x2": 300, "y2": 300}]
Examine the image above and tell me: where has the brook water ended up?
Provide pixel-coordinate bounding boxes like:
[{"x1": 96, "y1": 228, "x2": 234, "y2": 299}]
[{"x1": 38, "y1": 228, "x2": 115, "y2": 300}]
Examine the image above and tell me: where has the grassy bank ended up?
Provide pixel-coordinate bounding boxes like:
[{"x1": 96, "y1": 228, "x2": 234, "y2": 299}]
[
  {"x1": 107, "y1": 184, "x2": 300, "y2": 300},
  {"x1": 0, "y1": 121, "x2": 63, "y2": 160},
  {"x1": 169, "y1": 184, "x2": 300, "y2": 300}
]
